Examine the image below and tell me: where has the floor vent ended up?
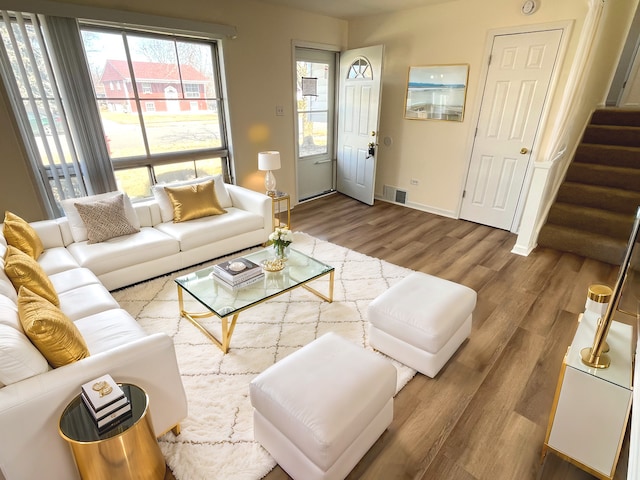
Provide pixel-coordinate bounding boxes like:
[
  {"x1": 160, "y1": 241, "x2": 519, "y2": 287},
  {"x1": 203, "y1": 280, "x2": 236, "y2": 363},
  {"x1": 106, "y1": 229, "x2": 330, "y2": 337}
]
[{"x1": 383, "y1": 185, "x2": 407, "y2": 204}]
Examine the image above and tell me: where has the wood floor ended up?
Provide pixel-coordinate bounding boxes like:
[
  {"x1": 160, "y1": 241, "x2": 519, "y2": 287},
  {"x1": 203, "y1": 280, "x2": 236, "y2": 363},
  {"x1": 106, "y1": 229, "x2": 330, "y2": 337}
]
[{"x1": 167, "y1": 192, "x2": 632, "y2": 480}]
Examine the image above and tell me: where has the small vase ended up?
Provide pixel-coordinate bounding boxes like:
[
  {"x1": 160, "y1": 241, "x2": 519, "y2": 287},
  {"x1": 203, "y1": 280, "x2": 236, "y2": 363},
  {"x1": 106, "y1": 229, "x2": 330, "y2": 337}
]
[{"x1": 274, "y1": 243, "x2": 290, "y2": 260}]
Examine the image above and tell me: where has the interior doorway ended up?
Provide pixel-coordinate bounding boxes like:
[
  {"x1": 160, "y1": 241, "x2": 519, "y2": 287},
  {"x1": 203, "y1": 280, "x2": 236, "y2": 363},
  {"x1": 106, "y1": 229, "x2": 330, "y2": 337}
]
[{"x1": 460, "y1": 28, "x2": 563, "y2": 231}]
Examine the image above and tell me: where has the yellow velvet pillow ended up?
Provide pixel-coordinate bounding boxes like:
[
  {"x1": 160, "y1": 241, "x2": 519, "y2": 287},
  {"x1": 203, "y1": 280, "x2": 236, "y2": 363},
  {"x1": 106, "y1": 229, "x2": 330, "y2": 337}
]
[
  {"x1": 4, "y1": 246, "x2": 59, "y2": 307},
  {"x1": 17, "y1": 286, "x2": 89, "y2": 368},
  {"x1": 164, "y1": 179, "x2": 227, "y2": 223},
  {"x1": 3, "y1": 211, "x2": 44, "y2": 259}
]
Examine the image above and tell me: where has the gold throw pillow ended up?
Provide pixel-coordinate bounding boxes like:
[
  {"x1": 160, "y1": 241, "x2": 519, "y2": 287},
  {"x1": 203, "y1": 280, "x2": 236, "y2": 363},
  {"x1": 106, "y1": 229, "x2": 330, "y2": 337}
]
[
  {"x1": 4, "y1": 245, "x2": 59, "y2": 306},
  {"x1": 165, "y1": 179, "x2": 227, "y2": 223},
  {"x1": 17, "y1": 286, "x2": 89, "y2": 368},
  {"x1": 3, "y1": 211, "x2": 44, "y2": 259}
]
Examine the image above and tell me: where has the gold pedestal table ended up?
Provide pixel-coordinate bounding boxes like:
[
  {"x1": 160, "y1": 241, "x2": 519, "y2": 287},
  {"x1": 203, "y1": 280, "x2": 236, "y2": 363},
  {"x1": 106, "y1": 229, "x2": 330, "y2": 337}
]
[{"x1": 59, "y1": 383, "x2": 165, "y2": 480}]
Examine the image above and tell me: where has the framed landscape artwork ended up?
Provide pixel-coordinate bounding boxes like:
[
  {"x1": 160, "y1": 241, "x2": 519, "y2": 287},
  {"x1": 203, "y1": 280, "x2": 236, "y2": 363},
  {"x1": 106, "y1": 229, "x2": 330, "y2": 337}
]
[{"x1": 404, "y1": 64, "x2": 469, "y2": 121}]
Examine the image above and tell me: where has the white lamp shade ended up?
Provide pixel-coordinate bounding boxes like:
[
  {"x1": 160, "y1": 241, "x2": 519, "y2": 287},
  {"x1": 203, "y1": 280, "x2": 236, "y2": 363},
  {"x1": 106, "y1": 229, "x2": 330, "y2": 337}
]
[{"x1": 258, "y1": 151, "x2": 281, "y2": 171}]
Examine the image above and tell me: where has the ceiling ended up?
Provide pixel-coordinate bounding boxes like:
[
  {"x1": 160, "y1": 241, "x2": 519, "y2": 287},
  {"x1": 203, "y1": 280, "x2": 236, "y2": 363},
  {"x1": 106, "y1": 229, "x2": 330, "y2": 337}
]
[{"x1": 256, "y1": 0, "x2": 457, "y2": 20}]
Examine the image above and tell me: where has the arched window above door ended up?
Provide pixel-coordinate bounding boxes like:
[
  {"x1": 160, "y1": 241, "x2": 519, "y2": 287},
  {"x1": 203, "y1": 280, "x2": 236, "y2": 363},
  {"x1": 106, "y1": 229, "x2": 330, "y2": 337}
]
[{"x1": 347, "y1": 57, "x2": 372, "y2": 79}]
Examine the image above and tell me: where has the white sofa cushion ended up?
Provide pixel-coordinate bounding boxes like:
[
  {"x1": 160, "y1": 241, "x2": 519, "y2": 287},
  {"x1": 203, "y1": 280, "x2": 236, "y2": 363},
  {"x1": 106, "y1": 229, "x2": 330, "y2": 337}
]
[
  {"x1": 155, "y1": 207, "x2": 264, "y2": 252},
  {"x1": 49, "y1": 268, "x2": 101, "y2": 294},
  {"x1": 61, "y1": 191, "x2": 140, "y2": 243},
  {"x1": 74, "y1": 309, "x2": 147, "y2": 355},
  {"x1": 0, "y1": 296, "x2": 49, "y2": 386},
  {"x1": 153, "y1": 174, "x2": 232, "y2": 223},
  {"x1": 0, "y1": 295, "x2": 20, "y2": 330},
  {"x1": 0, "y1": 324, "x2": 49, "y2": 385},
  {"x1": 37, "y1": 247, "x2": 81, "y2": 276},
  {"x1": 58, "y1": 284, "x2": 120, "y2": 321},
  {"x1": 0, "y1": 268, "x2": 17, "y2": 303},
  {"x1": 66, "y1": 226, "x2": 179, "y2": 277}
]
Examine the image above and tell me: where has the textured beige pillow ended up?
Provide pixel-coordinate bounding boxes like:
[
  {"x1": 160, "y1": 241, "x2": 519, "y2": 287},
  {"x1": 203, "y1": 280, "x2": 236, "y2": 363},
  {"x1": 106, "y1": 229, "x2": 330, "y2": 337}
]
[
  {"x1": 4, "y1": 246, "x2": 59, "y2": 306},
  {"x1": 61, "y1": 191, "x2": 140, "y2": 243},
  {"x1": 3, "y1": 211, "x2": 44, "y2": 259},
  {"x1": 74, "y1": 193, "x2": 140, "y2": 244},
  {"x1": 17, "y1": 286, "x2": 89, "y2": 368},
  {"x1": 165, "y1": 179, "x2": 227, "y2": 223}
]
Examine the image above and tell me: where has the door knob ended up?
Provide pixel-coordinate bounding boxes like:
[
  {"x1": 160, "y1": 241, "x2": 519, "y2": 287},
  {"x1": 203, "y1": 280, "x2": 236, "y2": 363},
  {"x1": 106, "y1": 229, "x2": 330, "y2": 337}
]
[{"x1": 520, "y1": 147, "x2": 529, "y2": 154}]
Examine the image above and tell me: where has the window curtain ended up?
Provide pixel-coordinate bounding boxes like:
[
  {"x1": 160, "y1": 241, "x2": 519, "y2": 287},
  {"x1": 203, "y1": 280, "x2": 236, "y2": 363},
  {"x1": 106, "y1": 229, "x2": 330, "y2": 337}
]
[{"x1": 43, "y1": 15, "x2": 116, "y2": 195}]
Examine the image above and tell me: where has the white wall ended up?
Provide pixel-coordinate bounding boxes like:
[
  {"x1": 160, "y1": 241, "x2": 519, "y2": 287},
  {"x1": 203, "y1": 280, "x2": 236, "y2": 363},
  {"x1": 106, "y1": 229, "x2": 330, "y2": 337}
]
[
  {"x1": 0, "y1": 0, "x2": 347, "y2": 219},
  {"x1": 349, "y1": 0, "x2": 638, "y2": 230}
]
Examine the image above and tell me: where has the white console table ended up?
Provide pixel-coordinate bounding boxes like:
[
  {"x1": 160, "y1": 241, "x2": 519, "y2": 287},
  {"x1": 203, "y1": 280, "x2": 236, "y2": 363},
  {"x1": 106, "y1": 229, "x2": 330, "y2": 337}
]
[{"x1": 542, "y1": 310, "x2": 633, "y2": 479}]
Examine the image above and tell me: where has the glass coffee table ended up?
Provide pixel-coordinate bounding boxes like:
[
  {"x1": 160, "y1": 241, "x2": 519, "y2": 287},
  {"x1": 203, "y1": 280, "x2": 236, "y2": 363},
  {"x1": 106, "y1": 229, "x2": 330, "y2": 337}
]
[{"x1": 175, "y1": 247, "x2": 334, "y2": 353}]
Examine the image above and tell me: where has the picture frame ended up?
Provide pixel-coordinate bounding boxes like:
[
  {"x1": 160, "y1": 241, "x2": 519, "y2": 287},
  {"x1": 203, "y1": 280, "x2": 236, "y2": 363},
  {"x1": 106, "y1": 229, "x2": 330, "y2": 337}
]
[{"x1": 404, "y1": 64, "x2": 469, "y2": 121}]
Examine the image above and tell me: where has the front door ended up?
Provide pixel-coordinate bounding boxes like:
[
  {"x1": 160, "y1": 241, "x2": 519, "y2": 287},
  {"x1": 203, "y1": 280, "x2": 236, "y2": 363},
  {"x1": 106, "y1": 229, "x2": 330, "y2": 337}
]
[
  {"x1": 336, "y1": 45, "x2": 383, "y2": 205},
  {"x1": 460, "y1": 29, "x2": 563, "y2": 230}
]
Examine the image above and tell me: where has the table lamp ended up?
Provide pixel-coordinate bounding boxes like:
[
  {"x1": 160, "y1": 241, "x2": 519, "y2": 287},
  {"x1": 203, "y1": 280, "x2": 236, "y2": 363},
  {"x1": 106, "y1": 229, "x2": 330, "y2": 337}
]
[{"x1": 258, "y1": 151, "x2": 281, "y2": 197}]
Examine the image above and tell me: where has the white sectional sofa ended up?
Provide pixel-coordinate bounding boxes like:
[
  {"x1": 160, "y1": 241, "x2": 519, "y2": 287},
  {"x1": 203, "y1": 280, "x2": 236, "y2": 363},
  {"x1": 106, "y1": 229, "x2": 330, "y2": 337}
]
[{"x1": 0, "y1": 178, "x2": 272, "y2": 479}]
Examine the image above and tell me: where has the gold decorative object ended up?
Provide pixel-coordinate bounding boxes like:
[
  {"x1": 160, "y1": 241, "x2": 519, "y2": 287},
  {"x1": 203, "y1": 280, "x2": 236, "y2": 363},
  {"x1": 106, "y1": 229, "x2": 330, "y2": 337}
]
[
  {"x1": 262, "y1": 258, "x2": 285, "y2": 272},
  {"x1": 581, "y1": 206, "x2": 640, "y2": 369},
  {"x1": 92, "y1": 381, "x2": 113, "y2": 397}
]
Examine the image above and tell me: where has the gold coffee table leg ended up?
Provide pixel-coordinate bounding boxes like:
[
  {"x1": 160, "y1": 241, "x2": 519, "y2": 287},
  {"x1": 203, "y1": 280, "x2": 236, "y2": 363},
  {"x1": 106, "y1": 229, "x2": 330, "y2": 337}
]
[
  {"x1": 301, "y1": 270, "x2": 334, "y2": 303},
  {"x1": 177, "y1": 285, "x2": 240, "y2": 354}
]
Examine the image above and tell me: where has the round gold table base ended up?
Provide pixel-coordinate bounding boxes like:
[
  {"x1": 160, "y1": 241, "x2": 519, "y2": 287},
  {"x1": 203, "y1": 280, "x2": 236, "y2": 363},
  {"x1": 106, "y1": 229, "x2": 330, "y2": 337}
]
[
  {"x1": 580, "y1": 347, "x2": 611, "y2": 369},
  {"x1": 68, "y1": 412, "x2": 165, "y2": 479}
]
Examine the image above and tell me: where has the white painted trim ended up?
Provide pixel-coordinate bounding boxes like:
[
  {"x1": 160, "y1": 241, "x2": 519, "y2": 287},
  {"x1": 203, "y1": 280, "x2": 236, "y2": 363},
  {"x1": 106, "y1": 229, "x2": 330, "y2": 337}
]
[
  {"x1": 375, "y1": 195, "x2": 457, "y2": 219},
  {"x1": 457, "y1": 20, "x2": 573, "y2": 235},
  {"x1": 513, "y1": 0, "x2": 605, "y2": 256},
  {"x1": 291, "y1": 40, "x2": 341, "y2": 205},
  {"x1": 0, "y1": 0, "x2": 237, "y2": 38}
]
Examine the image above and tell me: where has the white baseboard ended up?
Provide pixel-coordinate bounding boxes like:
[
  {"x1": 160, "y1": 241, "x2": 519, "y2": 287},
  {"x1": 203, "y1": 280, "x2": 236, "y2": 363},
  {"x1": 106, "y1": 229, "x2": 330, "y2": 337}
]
[{"x1": 374, "y1": 195, "x2": 457, "y2": 219}]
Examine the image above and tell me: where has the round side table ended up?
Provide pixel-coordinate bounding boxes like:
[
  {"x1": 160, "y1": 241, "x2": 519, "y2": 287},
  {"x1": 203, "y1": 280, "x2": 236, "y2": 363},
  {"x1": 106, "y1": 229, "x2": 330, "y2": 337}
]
[{"x1": 59, "y1": 383, "x2": 165, "y2": 480}]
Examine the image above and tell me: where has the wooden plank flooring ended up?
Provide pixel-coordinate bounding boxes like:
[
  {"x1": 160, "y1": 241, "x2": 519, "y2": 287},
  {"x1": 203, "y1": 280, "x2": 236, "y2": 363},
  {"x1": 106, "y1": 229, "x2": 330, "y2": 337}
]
[
  {"x1": 166, "y1": 192, "x2": 632, "y2": 480},
  {"x1": 264, "y1": 193, "x2": 630, "y2": 480}
]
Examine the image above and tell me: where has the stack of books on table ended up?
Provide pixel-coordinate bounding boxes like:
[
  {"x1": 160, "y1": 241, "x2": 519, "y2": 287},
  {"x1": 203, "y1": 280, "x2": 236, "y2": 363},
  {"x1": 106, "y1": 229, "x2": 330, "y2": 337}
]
[
  {"x1": 81, "y1": 374, "x2": 132, "y2": 432},
  {"x1": 212, "y1": 257, "x2": 264, "y2": 288}
]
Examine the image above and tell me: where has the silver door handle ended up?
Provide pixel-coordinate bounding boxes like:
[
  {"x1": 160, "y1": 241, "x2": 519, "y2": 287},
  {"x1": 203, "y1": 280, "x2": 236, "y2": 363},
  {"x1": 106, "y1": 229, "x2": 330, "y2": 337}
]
[{"x1": 314, "y1": 159, "x2": 332, "y2": 164}]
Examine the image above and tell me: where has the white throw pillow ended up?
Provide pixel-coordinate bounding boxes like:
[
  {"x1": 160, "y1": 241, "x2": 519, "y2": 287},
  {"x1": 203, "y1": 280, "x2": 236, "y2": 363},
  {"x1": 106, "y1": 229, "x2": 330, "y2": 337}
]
[
  {"x1": 0, "y1": 269, "x2": 17, "y2": 303},
  {"x1": 61, "y1": 191, "x2": 140, "y2": 243},
  {"x1": 152, "y1": 174, "x2": 232, "y2": 223},
  {"x1": 0, "y1": 295, "x2": 20, "y2": 330},
  {"x1": 0, "y1": 323, "x2": 49, "y2": 385}
]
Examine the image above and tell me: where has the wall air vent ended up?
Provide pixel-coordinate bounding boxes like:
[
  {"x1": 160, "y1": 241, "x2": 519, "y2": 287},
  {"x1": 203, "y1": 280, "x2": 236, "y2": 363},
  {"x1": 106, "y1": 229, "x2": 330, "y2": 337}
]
[{"x1": 383, "y1": 185, "x2": 407, "y2": 205}]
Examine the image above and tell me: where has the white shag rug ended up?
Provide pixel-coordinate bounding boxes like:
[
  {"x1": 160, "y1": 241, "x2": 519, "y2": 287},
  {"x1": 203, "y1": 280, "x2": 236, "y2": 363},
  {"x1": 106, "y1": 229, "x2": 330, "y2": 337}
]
[{"x1": 111, "y1": 232, "x2": 416, "y2": 480}]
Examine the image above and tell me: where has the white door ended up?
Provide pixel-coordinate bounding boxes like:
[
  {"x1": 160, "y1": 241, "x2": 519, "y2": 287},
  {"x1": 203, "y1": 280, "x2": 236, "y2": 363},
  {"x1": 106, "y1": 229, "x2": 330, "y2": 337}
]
[
  {"x1": 336, "y1": 45, "x2": 383, "y2": 205},
  {"x1": 460, "y1": 30, "x2": 563, "y2": 230},
  {"x1": 295, "y1": 47, "x2": 336, "y2": 201}
]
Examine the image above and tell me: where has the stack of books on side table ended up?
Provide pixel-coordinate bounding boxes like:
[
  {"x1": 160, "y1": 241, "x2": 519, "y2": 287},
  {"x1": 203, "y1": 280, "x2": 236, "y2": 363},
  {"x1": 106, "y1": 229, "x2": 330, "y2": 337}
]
[
  {"x1": 213, "y1": 257, "x2": 264, "y2": 288},
  {"x1": 81, "y1": 374, "x2": 132, "y2": 432}
]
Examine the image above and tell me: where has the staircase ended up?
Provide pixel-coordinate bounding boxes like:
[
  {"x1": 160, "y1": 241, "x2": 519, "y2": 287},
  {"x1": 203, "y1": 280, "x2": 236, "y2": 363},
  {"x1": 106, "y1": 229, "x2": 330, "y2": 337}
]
[{"x1": 537, "y1": 108, "x2": 640, "y2": 265}]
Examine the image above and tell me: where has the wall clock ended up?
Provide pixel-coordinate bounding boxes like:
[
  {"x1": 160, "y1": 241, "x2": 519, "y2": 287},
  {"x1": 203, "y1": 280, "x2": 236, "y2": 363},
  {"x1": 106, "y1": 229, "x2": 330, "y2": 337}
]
[{"x1": 521, "y1": 0, "x2": 538, "y2": 15}]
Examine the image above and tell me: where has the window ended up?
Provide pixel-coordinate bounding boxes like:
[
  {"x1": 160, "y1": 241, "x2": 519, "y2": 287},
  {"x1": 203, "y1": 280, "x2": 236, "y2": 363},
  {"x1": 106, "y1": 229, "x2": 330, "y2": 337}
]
[
  {"x1": 184, "y1": 83, "x2": 200, "y2": 98},
  {"x1": 0, "y1": 12, "x2": 88, "y2": 211},
  {"x1": 347, "y1": 58, "x2": 372, "y2": 79},
  {"x1": 296, "y1": 51, "x2": 334, "y2": 158},
  {"x1": 79, "y1": 27, "x2": 229, "y2": 199},
  {"x1": 0, "y1": 11, "x2": 232, "y2": 215}
]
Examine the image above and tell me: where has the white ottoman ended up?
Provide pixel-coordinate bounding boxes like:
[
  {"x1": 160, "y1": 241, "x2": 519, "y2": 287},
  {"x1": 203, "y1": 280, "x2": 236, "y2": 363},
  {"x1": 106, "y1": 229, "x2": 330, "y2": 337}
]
[
  {"x1": 249, "y1": 332, "x2": 397, "y2": 480},
  {"x1": 368, "y1": 271, "x2": 476, "y2": 378}
]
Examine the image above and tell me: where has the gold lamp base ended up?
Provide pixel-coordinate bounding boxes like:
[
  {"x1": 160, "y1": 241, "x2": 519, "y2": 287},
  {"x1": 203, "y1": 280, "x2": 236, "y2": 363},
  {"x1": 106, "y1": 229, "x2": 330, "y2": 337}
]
[{"x1": 580, "y1": 347, "x2": 611, "y2": 369}]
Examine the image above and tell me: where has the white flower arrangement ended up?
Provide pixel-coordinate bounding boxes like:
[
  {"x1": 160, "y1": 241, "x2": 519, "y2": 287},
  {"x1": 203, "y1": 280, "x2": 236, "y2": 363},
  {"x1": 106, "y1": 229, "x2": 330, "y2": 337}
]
[{"x1": 269, "y1": 227, "x2": 293, "y2": 258}]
